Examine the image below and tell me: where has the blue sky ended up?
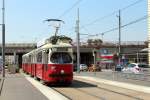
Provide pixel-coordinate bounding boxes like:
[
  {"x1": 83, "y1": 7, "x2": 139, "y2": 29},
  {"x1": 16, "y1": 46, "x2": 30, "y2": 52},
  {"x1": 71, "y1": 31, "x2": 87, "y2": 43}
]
[{"x1": 0, "y1": 0, "x2": 147, "y2": 43}]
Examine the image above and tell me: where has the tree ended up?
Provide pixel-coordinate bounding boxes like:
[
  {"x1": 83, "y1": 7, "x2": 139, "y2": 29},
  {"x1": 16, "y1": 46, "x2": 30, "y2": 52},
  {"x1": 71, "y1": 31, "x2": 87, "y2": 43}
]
[
  {"x1": 93, "y1": 39, "x2": 103, "y2": 46},
  {"x1": 46, "y1": 35, "x2": 72, "y2": 44},
  {"x1": 87, "y1": 39, "x2": 93, "y2": 46},
  {"x1": 87, "y1": 39, "x2": 103, "y2": 47}
]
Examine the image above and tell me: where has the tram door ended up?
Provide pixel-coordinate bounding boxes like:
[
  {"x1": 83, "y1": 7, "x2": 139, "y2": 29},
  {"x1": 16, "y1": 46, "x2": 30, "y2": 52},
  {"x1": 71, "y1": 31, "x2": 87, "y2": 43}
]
[{"x1": 42, "y1": 50, "x2": 49, "y2": 81}]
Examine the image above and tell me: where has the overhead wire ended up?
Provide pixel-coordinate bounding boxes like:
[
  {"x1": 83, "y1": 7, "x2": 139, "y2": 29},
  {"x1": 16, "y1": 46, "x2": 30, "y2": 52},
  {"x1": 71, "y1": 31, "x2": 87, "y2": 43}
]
[
  {"x1": 83, "y1": 15, "x2": 147, "y2": 39},
  {"x1": 80, "y1": 0, "x2": 145, "y2": 29},
  {"x1": 80, "y1": 11, "x2": 117, "y2": 29},
  {"x1": 58, "y1": 0, "x2": 83, "y2": 18},
  {"x1": 121, "y1": 0, "x2": 144, "y2": 11},
  {"x1": 57, "y1": 0, "x2": 83, "y2": 38},
  {"x1": 57, "y1": 0, "x2": 145, "y2": 40},
  {"x1": 101, "y1": 15, "x2": 147, "y2": 40},
  {"x1": 79, "y1": 0, "x2": 146, "y2": 41},
  {"x1": 102, "y1": 15, "x2": 147, "y2": 35},
  {"x1": 121, "y1": 15, "x2": 147, "y2": 28},
  {"x1": 62, "y1": 0, "x2": 145, "y2": 38}
]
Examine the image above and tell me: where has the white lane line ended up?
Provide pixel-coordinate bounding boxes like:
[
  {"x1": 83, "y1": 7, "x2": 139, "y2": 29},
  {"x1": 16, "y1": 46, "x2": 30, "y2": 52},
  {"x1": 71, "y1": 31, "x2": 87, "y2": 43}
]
[
  {"x1": 25, "y1": 76, "x2": 69, "y2": 100},
  {"x1": 75, "y1": 76, "x2": 150, "y2": 94}
]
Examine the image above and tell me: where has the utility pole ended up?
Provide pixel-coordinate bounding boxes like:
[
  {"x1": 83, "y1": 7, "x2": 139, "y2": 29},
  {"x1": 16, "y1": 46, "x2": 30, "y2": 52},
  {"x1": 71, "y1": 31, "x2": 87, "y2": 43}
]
[
  {"x1": 76, "y1": 8, "x2": 80, "y2": 73},
  {"x1": 101, "y1": 33, "x2": 104, "y2": 41},
  {"x1": 148, "y1": 0, "x2": 150, "y2": 66},
  {"x1": 136, "y1": 42, "x2": 139, "y2": 63},
  {"x1": 2, "y1": 0, "x2": 5, "y2": 78},
  {"x1": 118, "y1": 10, "x2": 121, "y2": 65}
]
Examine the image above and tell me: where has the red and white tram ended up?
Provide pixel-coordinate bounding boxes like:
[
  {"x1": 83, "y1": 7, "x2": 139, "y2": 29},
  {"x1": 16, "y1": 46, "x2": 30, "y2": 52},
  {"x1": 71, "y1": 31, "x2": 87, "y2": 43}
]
[{"x1": 22, "y1": 36, "x2": 73, "y2": 85}]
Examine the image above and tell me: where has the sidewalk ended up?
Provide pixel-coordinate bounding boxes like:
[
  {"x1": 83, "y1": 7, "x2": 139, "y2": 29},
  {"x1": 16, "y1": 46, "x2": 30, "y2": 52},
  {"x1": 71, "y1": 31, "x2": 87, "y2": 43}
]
[
  {"x1": 0, "y1": 73, "x2": 49, "y2": 100},
  {"x1": 75, "y1": 70, "x2": 150, "y2": 87},
  {"x1": 1, "y1": 71, "x2": 150, "y2": 100},
  {"x1": 74, "y1": 71, "x2": 150, "y2": 94}
]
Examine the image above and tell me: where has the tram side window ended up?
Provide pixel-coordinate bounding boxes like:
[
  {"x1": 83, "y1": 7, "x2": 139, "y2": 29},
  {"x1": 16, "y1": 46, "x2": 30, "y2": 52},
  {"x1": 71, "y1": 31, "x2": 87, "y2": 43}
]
[
  {"x1": 23, "y1": 58, "x2": 26, "y2": 63},
  {"x1": 37, "y1": 52, "x2": 42, "y2": 63},
  {"x1": 29, "y1": 55, "x2": 31, "y2": 63},
  {"x1": 25, "y1": 58, "x2": 27, "y2": 63}
]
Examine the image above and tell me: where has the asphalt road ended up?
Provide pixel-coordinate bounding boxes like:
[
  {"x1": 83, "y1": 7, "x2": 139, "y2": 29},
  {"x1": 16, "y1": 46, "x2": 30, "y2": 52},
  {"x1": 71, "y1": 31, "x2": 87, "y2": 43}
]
[
  {"x1": 1, "y1": 71, "x2": 150, "y2": 100},
  {"x1": 52, "y1": 78, "x2": 150, "y2": 100}
]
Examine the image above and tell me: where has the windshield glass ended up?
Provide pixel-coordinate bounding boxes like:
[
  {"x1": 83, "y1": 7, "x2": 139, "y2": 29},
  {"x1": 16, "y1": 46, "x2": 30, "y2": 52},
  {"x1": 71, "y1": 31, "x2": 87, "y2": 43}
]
[
  {"x1": 50, "y1": 52, "x2": 72, "y2": 64},
  {"x1": 138, "y1": 64, "x2": 149, "y2": 68},
  {"x1": 127, "y1": 64, "x2": 136, "y2": 68}
]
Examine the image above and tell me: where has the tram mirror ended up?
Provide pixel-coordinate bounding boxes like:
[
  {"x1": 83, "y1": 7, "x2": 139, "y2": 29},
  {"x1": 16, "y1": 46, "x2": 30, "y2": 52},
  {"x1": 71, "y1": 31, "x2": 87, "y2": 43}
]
[
  {"x1": 52, "y1": 48, "x2": 57, "y2": 52},
  {"x1": 43, "y1": 49, "x2": 49, "y2": 54},
  {"x1": 46, "y1": 50, "x2": 49, "y2": 54}
]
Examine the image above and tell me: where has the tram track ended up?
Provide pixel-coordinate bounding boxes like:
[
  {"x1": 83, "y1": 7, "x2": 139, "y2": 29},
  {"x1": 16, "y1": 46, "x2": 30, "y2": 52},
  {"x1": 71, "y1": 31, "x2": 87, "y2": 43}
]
[
  {"x1": 17, "y1": 70, "x2": 150, "y2": 100},
  {"x1": 52, "y1": 85, "x2": 106, "y2": 100},
  {"x1": 52, "y1": 79, "x2": 145, "y2": 100},
  {"x1": 52, "y1": 84, "x2": 102, "y2": 100},
  {"x1": 69, "y1": 86, "x2": 111, "y2": 100},
  {"x1": 24, "y1": 72, "x2": 149, "y2": 100},
  {"x1": 97, "y1": 86, "x2": 143, "y2": 100},
  {"x1": 51, "y1": 88, "x2": 72, "y2": 100},
  {"x1": 75, "y1": 77, "x2": 150, "y2": 100}
]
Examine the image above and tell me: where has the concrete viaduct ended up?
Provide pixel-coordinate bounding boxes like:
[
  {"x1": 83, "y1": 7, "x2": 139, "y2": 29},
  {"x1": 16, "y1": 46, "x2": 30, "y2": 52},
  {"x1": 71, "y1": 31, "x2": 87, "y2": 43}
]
[
  {"x1": 0, "y1": 43, "x2": 37, "y2": 68},
  {"x1": 0, "y1": 42, "x2": 147, "y2": 70}
]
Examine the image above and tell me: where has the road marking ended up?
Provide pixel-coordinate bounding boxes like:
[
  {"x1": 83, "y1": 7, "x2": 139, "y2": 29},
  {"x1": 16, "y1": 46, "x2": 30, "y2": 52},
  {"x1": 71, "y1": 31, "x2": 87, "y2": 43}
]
[
  {"x1": 25, "y1": 75, "x2": 69, "y2": 100},
  {"x1": 75, "y1": 76, "x2": 150, "y2": 94},
  {"x1": 0, "y1": 78, "x2": 4, "y2": 96}
]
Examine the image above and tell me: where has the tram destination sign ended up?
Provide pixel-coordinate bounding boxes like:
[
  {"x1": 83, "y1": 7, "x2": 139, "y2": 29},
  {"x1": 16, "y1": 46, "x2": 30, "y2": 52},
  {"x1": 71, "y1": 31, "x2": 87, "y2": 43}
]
[{"x1": 52, "y1": 47, "x2": 72, "y2": 52}]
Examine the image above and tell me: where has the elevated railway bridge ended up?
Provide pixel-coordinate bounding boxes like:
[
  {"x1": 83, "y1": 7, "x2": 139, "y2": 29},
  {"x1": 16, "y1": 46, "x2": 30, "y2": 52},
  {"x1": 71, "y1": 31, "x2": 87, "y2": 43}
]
[
  {"x1": 0, "y1": 43, "x2": 94, "y2": 69},
  {"x1": 0, "y1": 41, "x2": 148, "y2": 70},
  {"x1": 0, "y1": 43, "x2": 37, "y2": 67}
]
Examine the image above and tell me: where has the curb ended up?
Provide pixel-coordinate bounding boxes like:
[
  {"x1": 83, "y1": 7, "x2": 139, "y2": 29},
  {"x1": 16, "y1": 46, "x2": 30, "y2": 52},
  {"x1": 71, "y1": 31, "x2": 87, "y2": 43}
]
[
  {"x1": 23, "y1": 74, "x2": 69, "y2": 100},
  {"x1": 75, "y1": 76, "x2": 150, "y2": 94}
]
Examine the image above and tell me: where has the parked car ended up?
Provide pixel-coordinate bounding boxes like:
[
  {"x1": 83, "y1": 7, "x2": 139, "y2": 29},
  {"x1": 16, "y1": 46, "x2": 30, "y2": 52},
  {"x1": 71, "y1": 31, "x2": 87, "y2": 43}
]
[
  {"x1": 138, "y1": 63, "x2": 150, "y2": 73},
  {"x1": 122, "y1": 63, "x2": 141, "y2": 73},
  {"x1": 115, "y1": 64, "x2": 124, "y2": 71},
  {"x1": 88, "y1": 64, "x2": 101, "y2": 72},
  {"x1": 80, "y1": 64, "x2": 88, "y2": 71}
]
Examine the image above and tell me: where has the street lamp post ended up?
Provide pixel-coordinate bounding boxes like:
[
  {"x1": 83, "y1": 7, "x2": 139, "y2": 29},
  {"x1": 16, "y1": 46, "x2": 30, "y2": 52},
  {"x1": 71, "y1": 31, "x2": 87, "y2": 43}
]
[
  {"x1": 2, "y1": 0, "x2": 5, "y2": 78},
  {"x1": 118, "y1": 10, "x2": 121, "y2": 65},
  {"x1": 148, "y1": 0, "x2": 150, "y2": 66},
  {"x1": 76, "y1": 8, "x2": 80, "y2": 73}
]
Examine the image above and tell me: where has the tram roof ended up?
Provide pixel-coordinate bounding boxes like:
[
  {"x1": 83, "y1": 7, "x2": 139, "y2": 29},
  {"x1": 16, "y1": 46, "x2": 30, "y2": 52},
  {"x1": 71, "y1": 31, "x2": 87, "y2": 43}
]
[
  {"x1": 22, "y1": 42, "x2": 72, "y2": 57},
  {"x1": 40, "y1": 42, "x2": 72, "y2": 49},
  {"x1": 22, "y1": 49, "x2": 36, "y2": 57}
]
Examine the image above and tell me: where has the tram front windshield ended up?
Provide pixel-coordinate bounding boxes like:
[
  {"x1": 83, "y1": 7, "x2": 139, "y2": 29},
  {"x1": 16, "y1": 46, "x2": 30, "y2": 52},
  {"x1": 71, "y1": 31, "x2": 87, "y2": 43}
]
[{"x1": 50, "y1": 52, "x2": 72, "y2": 64}]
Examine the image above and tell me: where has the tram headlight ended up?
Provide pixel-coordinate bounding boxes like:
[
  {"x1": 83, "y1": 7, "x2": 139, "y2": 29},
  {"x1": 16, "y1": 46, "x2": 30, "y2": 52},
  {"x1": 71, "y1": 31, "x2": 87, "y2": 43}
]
[
  {"x1": 51, "y1": 66, "x2": 56, "y2": 70},
  {"x1": 61, "y1": 70, "x2": 64, "y2": 74}
]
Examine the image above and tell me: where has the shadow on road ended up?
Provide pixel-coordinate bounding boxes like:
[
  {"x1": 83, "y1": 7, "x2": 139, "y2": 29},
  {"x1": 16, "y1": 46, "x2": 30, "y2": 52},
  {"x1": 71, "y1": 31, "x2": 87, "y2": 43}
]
[
  {"x1": 49, "y1": 80, "x2": 97, "y2": 88},
  {"x1": 71, "y1": 80, "x2": 97, "y2": 88}
]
